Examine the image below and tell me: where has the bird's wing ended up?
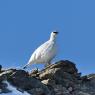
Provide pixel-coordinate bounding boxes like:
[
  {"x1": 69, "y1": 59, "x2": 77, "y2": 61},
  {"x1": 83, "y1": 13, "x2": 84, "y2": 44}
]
[
  {"x1": 34, "y1": 41, "x2": 51, "y2": 59},
  {"x1": 41, "y1": 42, "x2": 54, "y2": 55},
  {"x1": 41, "y1": 41, "x2": 56, "y2": 58},
  {"x1": 28, "y1": 41, "x2": 50, "y2": 63},
  {"x1": 36, "y1": 41, "x2": 56, "y2": 60}
]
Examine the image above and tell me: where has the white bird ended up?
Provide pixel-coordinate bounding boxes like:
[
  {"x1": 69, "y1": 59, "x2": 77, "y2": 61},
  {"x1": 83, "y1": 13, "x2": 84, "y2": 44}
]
[{"x1": 23, "y1": 31, "x2": 58, "y2": 69}]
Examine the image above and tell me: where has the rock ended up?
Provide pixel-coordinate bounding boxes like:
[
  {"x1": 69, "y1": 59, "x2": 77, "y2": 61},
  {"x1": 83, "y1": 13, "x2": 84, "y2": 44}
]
[
  {"x1": 0, "y1": 69, "x2": 50, "y2": 95},
  {"x1": 41, "y1": 79, "x2": 55, "y2": 86},
  {"x1": 8, "y1": 69, "x2": 50, "y2": 94},
  {"x1": 0, "y1": 65, "x2": 2, "y2": 72},
  {"x1": 76, "y1": 91, "x2": 91, "y2": 95},
  {"x1": 0, "y1": 60, "x2": 95, "y2": 95},
  {"x1": 39, "y1": 60, "x2": 80, "y2": 89},
  {"x1": 53, "y1": 85, "x2": 70, "y2": 95},
  {"x1": 0, "y1": 69, "x2": 16, "y2": 83},
  {"x1": 30, "y1": 69, "x2": 40, "y2": 78},
  {"x1": 28, "y1": 88, "x2": 47, "y2": 95}
]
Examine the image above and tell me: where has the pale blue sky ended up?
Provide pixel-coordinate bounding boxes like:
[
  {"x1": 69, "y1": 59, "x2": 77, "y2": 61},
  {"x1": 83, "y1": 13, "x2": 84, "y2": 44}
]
[{"x1": 0, "y1": 0, "x2": 95, "y2": 75}]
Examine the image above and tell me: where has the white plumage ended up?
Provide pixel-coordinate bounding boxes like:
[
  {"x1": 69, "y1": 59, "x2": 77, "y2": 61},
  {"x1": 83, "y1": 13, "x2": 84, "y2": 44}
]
[{"x1": 23, "y1": 31, "x2": 58, "y2": 69}]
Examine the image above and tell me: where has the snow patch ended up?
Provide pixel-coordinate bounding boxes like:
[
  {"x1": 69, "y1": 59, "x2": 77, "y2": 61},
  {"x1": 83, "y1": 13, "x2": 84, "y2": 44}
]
[{"x1": 1, "y1": 81, "x2": 30, "y2": 95}]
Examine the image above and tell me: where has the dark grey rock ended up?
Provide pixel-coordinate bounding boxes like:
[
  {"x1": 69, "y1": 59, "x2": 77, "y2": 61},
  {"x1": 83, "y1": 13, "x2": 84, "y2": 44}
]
[{"x1": 0, "y1": 60, "x2": 95, "y2": 95}]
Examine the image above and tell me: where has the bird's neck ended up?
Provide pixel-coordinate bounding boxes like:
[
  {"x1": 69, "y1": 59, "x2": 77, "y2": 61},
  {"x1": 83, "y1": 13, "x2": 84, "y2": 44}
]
[{"x1": 49, "y1": 36, "x2": 56, "y2": 42}]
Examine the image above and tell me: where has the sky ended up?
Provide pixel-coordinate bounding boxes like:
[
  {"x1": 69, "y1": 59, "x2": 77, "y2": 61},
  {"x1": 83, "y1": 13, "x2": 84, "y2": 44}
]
[{"x1": 0, "y1": 0, "x2": 95, "y2": 75}]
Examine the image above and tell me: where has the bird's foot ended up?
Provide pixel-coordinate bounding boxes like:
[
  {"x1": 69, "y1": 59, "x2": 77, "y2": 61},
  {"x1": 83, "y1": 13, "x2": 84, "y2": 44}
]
[
  {"x1": 32, "y1": 67, "x2": 39, "y2": 74},
  {"x1": 35, "y1": 67, "x2": 38, "y2": 71},
  {"x1": 45, "y1": 63, "x2": 51, "y2": 68}
]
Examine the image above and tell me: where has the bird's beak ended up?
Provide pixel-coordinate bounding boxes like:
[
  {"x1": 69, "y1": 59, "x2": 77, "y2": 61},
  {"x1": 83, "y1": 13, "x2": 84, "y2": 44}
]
[{"x1": 53, "y1": 32, "x2": 58, "y2": 34}]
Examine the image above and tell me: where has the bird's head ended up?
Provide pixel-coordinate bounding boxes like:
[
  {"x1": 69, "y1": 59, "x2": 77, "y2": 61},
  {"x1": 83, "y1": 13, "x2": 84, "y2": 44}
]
[{"x1": 50, "y1": 31, "x2": 58, "y2": 41}]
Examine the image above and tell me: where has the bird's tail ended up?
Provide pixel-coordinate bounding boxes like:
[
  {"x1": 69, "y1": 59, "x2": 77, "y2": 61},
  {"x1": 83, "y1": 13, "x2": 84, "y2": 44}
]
[
  {"x1": 23, "y1": 65, "x2": 27, "y2": 69},
  {"x1": 23, "y1": 62, "x2": 30, "y2": 69}
]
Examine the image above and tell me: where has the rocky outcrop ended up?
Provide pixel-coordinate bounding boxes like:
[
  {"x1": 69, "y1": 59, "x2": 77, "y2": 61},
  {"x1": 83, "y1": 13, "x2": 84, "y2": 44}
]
[{"x1": 0, "y1": 60, "x2": 95, "y2": 95}]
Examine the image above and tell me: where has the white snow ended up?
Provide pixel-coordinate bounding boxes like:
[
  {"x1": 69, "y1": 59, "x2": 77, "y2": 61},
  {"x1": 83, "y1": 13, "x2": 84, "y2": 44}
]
[{"x1": 1, "y1": 81, "x2": 31, "y2": 95}]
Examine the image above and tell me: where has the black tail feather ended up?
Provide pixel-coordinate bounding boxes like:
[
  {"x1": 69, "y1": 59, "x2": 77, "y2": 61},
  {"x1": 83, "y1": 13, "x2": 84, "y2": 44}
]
[{"x1": 23, "y1": 66, "x2": 27, "y2": 69}]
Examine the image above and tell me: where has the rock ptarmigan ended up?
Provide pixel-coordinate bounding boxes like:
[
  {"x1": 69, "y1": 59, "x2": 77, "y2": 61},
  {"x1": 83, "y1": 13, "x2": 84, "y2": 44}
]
[{"x1": 23, "y1": 31, "x2": 58, "y2": 69}]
